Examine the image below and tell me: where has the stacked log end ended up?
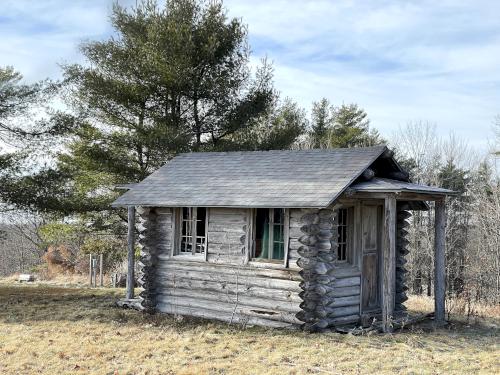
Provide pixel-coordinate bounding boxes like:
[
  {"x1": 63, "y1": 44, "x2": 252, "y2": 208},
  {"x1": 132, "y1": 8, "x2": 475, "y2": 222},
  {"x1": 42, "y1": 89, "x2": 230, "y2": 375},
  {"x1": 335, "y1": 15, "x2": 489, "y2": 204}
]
[
  {"x1": 296, "y1": 209, "x2": 338, "y2": 332},
  {"x1": 137, "y1": 207, "x2": 159, "y2": 313},
  {"x1": 395, "y1": 205, "x2": 411, "y2": 312}
]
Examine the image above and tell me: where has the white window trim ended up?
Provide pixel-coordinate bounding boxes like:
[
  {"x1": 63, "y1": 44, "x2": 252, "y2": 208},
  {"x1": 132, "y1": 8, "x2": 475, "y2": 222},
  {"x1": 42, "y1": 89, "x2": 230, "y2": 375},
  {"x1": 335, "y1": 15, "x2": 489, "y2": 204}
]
[{"x1": 172, "y1": 207, "x2": 208, "y2": 257}]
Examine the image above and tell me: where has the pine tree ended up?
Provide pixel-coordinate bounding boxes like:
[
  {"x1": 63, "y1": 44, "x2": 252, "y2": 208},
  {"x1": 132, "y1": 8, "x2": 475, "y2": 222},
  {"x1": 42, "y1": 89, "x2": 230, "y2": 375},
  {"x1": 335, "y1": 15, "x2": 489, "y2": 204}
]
[
  {"x1": 310, "y1": 98, "x2": 334, "y2": 148},
  {"x1": 307, "y1": 101, "x2": 384, "y2": 149},
  {"x1": 0, "y1": 66, "x2": 60, "y2": 140},
  {"x1": 0, "y1": 66, "x2": 75, "y2": 215},
  {"x1": 62, "y1": 0, "x2": 277, "y2": 181},
  {"x1": 1, "y1": 0, "x2": 304, "y2": 228},
  {"x1": 225, "y1": 98, "x2": 306, "y2": 151},
  {"x1": 328, "y1": 103, "x2": 383, "y2": 148}
]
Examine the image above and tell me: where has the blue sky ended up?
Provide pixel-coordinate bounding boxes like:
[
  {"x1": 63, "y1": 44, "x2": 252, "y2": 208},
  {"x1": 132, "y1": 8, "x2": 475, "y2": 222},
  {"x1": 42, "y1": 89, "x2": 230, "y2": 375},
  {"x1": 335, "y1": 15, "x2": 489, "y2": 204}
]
[{"x1": 1, "y1": 0, "x2": 498, "y2": 151}]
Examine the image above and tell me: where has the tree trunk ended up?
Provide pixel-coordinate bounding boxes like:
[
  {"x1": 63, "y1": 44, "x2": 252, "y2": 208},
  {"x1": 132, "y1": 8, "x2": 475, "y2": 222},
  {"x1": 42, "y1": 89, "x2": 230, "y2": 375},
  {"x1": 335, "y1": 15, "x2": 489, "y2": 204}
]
[{"x1": 193, "y1": 98, "x2": 202, "y2": 150}]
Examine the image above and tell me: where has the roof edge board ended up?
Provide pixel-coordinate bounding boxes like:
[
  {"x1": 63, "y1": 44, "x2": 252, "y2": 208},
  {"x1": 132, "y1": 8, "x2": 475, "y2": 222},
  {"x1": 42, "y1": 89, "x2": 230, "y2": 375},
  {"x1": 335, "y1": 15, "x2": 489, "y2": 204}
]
[
  {"x1": 323, "y1": 145, "x2": 389, "y2": 208},
  {"x1": 351, "y1": 177, "x2": 457, "y2": 195},
  {"x1": 351, "y1": 189, "x2": 451, "y2": 195},
  {"x1": 111, "y1": 204, "x2": 327, "y2": 209}
]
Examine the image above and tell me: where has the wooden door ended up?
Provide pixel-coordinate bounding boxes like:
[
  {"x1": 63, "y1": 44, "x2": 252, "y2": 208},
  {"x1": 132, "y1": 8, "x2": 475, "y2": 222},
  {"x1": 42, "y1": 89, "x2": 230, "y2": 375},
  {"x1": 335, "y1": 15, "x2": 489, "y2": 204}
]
[{"x1": 361, "y1": 204, "x2": 382, "y2": 312}]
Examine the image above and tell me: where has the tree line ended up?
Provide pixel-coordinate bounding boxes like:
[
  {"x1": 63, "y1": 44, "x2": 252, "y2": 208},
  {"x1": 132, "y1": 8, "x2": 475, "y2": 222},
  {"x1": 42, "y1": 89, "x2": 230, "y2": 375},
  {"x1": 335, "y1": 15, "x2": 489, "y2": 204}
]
[
  {"x1": 0, "y1": 0, "x2": 498, "y2": 308},
  {"x1": 392, "y1": 123, "x2": 500, "y2": 308}
]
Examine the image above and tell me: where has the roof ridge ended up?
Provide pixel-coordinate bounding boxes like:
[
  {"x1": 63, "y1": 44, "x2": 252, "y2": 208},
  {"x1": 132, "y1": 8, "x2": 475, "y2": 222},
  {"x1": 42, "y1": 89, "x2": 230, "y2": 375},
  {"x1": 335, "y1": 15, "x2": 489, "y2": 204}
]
[{"x1": 175, "y1": 145, "x2": 388, "y2": 157}]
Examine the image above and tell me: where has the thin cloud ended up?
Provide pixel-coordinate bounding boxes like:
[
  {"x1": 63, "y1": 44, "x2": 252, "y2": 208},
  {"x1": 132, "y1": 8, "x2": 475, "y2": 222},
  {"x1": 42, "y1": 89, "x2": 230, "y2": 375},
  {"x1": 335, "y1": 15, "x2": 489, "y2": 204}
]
[
  {"x1": 1, "y1": 0, "x2": 497, "y2": 150},
  {"x1": 228, "y1": 0, "x2": 499, "y2": 149}
]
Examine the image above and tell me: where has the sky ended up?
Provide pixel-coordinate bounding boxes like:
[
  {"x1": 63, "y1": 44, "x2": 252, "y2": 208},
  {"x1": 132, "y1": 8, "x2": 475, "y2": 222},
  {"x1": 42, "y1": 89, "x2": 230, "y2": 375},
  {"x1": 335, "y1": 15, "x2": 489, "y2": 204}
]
[{"x1": 1, "y1": 0, "x2": 498, "y2": 151}]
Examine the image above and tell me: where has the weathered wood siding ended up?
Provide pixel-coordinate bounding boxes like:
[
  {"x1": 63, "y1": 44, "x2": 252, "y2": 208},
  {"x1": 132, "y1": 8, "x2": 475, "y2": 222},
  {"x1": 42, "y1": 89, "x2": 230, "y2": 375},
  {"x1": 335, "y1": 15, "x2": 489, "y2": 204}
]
[
  {"x1": 288, "y1": 209, "x2": 308, "y2": 269},
  {"x1": 136, "y1": 206, "x2": 363, "y2": 329},
  {"x1": 329, "y1": 266, "x2": 361, "y2": 325},
  {"x1": 135, "y1": 207, "x2": 301, "y2": 328},
  {"x1": 206, "y1": 208, "x2": 247, "y2": 265},
  {"x1": 155, "y1": 260, "x2": 302, "y2": 328}
]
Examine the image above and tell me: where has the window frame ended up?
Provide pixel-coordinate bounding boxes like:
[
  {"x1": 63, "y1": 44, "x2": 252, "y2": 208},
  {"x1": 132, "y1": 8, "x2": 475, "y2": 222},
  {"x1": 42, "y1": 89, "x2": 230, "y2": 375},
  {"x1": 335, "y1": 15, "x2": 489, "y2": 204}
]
[
  {"x1": 250, "y1": 208, "x2": 290, "y2": 266},
  {"x1": 173, "y1": 207, "x2": 208, "y2": 257},
  {"x1": 335, "y1": 206, "x2": 354, "y2": 264}
]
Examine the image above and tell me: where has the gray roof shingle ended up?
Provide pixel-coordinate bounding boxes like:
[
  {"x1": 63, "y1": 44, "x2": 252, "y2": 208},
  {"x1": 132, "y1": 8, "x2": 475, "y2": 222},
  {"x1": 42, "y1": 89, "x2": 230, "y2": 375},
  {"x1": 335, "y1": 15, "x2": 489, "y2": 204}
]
[{"x1": 112, "y1": 146, "x2": 388, "y2": 208}]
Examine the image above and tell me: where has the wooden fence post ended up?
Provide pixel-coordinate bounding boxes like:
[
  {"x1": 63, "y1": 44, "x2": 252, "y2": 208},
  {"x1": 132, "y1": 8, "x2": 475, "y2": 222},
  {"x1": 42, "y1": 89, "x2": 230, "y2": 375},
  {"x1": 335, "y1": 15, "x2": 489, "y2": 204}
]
[
  {"x1": 99, "y1": 254, "x2": 104, "y2": 287},
  {"x1": 93, "y1": 258, "x2": 97, "y2": 287},
  {"x1": 89, "y1": 254, "x2": 93, "y2": 287}
]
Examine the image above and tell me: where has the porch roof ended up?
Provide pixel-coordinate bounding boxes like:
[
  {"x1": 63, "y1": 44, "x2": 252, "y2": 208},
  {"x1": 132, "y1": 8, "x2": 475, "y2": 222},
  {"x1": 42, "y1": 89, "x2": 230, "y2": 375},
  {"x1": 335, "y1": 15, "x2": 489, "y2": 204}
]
[{"x1": 350, "y1": 178, "x2": 456, "y2": 196}]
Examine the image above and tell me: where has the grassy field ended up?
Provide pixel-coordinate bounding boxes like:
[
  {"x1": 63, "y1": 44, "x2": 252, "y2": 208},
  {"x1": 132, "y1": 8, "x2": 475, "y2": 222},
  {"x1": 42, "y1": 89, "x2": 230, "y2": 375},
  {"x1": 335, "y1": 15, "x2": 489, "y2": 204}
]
[{"x1": 0, "y1": 282, "x2": 498, "y2": 374}]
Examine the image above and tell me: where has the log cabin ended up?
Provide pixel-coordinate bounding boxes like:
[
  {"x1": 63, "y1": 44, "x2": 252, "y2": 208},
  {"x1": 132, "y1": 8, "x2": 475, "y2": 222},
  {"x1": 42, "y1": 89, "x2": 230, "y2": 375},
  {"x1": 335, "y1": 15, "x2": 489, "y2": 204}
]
[{"x1": 112, "y1": 146, "x2": 454, "y2": 332}]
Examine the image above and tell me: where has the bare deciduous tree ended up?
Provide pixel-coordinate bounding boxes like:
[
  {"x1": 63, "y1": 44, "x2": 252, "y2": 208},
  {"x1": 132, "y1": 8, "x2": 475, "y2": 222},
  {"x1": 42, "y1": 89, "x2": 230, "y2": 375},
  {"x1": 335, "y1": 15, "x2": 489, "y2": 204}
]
[{"x1": 391, "y1": 121, "x2": 500, "y2": 307}]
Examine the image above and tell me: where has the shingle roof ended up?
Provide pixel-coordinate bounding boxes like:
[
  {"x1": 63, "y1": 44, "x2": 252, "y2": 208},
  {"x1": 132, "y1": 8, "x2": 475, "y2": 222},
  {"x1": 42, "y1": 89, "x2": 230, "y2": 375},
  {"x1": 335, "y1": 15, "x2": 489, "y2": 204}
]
[
  {"x1": 112, "y1": 146, "x2": 388, "y2": 208},
  {"x1": 351, "y1": 178, "x2": 456, "y2": 195}
]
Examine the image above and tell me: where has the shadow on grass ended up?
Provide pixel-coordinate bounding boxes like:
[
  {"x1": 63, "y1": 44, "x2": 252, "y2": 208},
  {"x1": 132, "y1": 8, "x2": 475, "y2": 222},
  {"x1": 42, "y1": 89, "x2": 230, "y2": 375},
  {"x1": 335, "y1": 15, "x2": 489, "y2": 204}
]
[
  {"x1": 0, "y1": 283, "x2": 497, "y2": 348},
  {"x1": 0, "y1": 283, "x2": 251, "y2": 331}
]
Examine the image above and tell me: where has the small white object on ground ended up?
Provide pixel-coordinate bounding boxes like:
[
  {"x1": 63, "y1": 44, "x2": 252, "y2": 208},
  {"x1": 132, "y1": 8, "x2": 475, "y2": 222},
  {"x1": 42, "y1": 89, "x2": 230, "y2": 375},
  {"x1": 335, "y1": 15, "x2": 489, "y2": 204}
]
[{"x1": 18, "y1": 274, "x2": 34, "y2": 282}]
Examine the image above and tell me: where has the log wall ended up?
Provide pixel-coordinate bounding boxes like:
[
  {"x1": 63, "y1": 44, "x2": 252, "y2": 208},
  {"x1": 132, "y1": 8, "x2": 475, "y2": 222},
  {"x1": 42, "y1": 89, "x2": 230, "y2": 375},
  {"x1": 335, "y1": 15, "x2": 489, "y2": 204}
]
[
  {"x1": 155, "y1": 260, "x2": 302, "y2": 328},
  {"x1": 137, "y1": 207, "x2": 173, "y2": 311},
  {"x1": 135, "y1": 207, "x2": 301, "y2": 327},
  {"x1": 136, "y1": 207, "x2": 157, "y2": 311},
  {"x1": 206, "y1": 208, "x2": 247, "y2": 265},
  {"x1": 395, "y1": 204, "x2": 411, "y2": 311},
  {"x1": 137, "y1": 206, "x2": 363, "y2": 329},
  {"x1": 288, "y1": 209, "x2": 311, "y2": 269},
  {"x1": 292, "y1": 208, "x2": 361, "y2": 331}
]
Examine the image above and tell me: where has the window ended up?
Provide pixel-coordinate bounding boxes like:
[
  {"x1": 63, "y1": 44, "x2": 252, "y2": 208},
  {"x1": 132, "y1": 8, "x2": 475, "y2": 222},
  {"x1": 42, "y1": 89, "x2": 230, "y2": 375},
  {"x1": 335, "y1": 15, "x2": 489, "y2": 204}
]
[
  {"x1": 254, "y1": 208, "x2": 286, "y2": 261},
  {"x1": 179, "y1": 207, "x2": 207, "y2": 255},
  {"x1": 337, "y1": 208, "x2": 349, "y2": 262}
]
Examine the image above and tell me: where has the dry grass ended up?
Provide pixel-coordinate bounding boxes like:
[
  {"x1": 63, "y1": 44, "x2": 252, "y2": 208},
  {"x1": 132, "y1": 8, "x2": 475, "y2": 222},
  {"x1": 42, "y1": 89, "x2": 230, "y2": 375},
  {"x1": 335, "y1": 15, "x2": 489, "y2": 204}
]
[
  {"x1": 4, "y1": 271, "x2": 96, "y2": 286},
  {"x1": 0, "y1": 283, "x2": 498, "y2": 375},
  {"x1": 406, "y1": 294, "x2": 500, "y2": 326}
]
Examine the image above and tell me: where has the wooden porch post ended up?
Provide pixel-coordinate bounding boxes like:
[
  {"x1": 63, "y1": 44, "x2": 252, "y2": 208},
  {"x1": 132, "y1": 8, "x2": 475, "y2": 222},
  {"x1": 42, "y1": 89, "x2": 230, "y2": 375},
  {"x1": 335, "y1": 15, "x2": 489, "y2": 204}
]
[
  {"x1": 382, "y1": 195, "x2": 396, "y2": 333},
  {"x1": 434, "y1": 199, "x2": 446, "y2": 325},
  {"x1": 126, "y1": 206, "x2": 136, "y2": 300}
]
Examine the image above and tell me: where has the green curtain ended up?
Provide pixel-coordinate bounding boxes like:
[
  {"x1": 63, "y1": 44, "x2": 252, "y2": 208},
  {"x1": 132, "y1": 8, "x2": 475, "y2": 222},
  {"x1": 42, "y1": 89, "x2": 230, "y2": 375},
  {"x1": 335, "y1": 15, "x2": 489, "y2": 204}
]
[
  {"x1": 256, "y1": 212, "x2": 285, "y2": 260},
  {"x1": 257, "y1": 217, "x2": 270, "y2": 259}
]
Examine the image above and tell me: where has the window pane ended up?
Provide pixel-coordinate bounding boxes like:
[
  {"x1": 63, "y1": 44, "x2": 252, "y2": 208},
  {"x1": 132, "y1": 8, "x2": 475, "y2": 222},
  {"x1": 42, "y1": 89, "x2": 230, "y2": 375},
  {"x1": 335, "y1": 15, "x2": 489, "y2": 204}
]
[
  {"x1": 196, "y1": 207, "x2": 206, "y2": 236},
  {"x1": 337, "y1": 208, "x2": 348, "y2": 261},
  {"x1": 273, "y1": 223, "x2": 283, "y2": 243},
  {"x1": 194, "y1": 207, "x2": 207, "y2": 254},
  {"x1": 254, "y1": 208, "x2": 285, "y2": 261},
  {"x1": 274, "y1": 208, "x2": 284, "y2": 224},
  {"x1": 179, "y1": 207, "x2": 206, "y2": 255},
  {"x1": 180, "y1": 208, "x2": 192, "y2": 253},
  {"x1": 272, "y1": 241, "x2": 284, "y2": 260},
  {"x1": 272, "y1": 208, "x2": 285, "y2": 260}
]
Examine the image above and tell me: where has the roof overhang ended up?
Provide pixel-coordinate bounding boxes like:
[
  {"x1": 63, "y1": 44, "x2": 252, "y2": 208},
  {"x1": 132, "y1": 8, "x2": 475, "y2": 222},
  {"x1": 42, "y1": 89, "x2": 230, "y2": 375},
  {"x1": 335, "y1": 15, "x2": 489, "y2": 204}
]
[
  {"x1": 341, "y1": 178, "x2": 457, "y2": 210},
  {"x1": 349, "y1": 178, "x2": 456, "y2": 196}
]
